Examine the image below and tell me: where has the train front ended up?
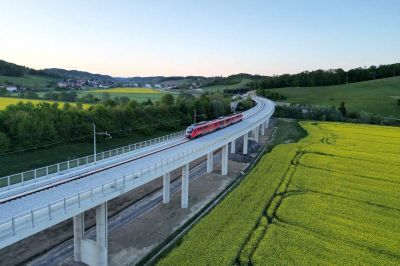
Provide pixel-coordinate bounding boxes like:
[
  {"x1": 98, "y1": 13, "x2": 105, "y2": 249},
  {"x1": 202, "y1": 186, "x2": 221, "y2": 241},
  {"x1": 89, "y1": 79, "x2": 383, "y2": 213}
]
[{"x1": 185, "y1": 125, "x2": 195, "y2": 139}]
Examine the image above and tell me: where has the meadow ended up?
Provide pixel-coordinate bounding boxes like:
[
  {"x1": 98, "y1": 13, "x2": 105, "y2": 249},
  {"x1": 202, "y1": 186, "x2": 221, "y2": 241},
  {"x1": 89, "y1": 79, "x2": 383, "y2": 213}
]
[
  {"x1": 0, "y1": 97, "x2": 90, "y2": 110},
  {"x1": 78, "y1": 87, "x2": 166, "y2": 102},
  {"x1": 201, "y1": 78, "x2": 252, "y2": 92},
  {"x1": 0, "y1": 74, "x2": 58, "y2": 89},
  {"x1": 269, "y1": 77, "x2": 400, "y2": 117},
  {"x1": 91, "y1": 87, "x2": 161, "y2": 94},
  {"x1": 157, "y1": 121, "x2": 400, "y2": 265}
]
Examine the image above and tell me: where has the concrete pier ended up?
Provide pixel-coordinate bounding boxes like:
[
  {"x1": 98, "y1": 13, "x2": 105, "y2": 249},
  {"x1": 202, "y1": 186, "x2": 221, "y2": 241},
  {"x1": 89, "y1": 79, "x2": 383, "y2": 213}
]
[
  {"x1": 230, "y1": 139, "x2": 236, "y2": 153},
  {"x1": 181, "y1": 164, "x2": 189, "y2": 208},
  {"x1": 243, "y1": 133, "x2": 248, "y2": 154},
  {"x1": 207, "y1": 151, "x2": 214, "y2": 173},
  {"x1": 222, "y1": 144, "x2": 228, "y2": 175},
  {"x1": 96, "y1": 203, "x2": 108, "y2": 266},
  {"x1": 163, "y1": 173, "x2": 170, "y2": 204},
  {"x1": 73, "y1": 213, "x2": 84, "y2": 262}
]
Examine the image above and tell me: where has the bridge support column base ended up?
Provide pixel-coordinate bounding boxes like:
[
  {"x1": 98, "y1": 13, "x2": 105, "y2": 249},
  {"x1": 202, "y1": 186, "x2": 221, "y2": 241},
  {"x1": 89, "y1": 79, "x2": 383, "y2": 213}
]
[
  {"x1": 181, "y1": 164, "x2": 189, "y2": 208},
  {"x1": 96, "y1": 202, "x2": 108, "y2": 266},
  {"x1": 222, "y1": 144, "x2": 228, "y2": 175},
  {"x1": 206, "y1": 152, "x2": 213, "y2": 173},
  {"x1": 73, "y1": 213, "x2": 84, "y2": 262},
  {"x1": 163, "y1": 172, "x2": 170, "y2": 204},
  {"x1": 75, "y1": 203, "x2": 108, "y2": 266}
]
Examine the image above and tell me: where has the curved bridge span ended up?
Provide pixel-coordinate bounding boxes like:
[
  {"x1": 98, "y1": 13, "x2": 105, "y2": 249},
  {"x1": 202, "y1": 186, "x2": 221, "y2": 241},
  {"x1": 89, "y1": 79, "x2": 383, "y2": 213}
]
[{"x1": 0, "y1": 97, "x2": 274, "y2": 265}]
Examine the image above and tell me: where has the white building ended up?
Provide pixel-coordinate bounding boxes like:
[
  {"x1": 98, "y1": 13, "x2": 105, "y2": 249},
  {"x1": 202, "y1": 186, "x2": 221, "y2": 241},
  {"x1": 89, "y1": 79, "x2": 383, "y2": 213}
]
[
  {"x1": 57, "y1": 81, "x2": 67, "y2": 88},
  {"x1": 6, "y1": 86, "x2": 17, "y2": 93}
]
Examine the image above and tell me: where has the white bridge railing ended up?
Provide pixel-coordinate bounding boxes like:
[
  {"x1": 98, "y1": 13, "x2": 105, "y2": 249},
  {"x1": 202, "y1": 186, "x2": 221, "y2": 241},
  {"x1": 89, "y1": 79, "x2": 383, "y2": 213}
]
[{"x1": 0, "y1": 130, "x2": 185, "y2": 190}]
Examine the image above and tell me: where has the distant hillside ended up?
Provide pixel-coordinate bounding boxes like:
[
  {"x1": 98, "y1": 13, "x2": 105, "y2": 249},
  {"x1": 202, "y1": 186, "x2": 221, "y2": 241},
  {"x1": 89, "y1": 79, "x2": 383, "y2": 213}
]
[
  {"x1": 0, "y1": 60, "x2": 58, "y2": 78},
  {"x1": 268, "y1": 77, "x2": 400, "y2": 118},
  {"x1": 201, "y1": 78, "x2": 254, "y2": 92},
  {"x1": 0, "y1": 60, "x2": 60, "y2": 89},
  {"x1": 203, "y1": 73, "x2": 264, "y2": 87},
  {"x1": 44, "y1": 68, "x2": 114, "y2": 81},
  {"x1": 0, "y1": 75, "x2": 59, "y2": 89},
  {"x1": 251, "y1": 63, "x2": 400, "y2": 90},
  {"x1": 0, "y1": 60, "x2": 26, "y2": 76}
]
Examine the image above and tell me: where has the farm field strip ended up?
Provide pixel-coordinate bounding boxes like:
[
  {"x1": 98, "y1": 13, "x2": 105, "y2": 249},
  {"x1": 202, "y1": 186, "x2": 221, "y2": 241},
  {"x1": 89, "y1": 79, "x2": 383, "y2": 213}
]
[
  {"x1": 0, "y1": 97, "x2": 90, "y2": 110},
  {"x1": 157, "y1": 121, "x2": 400, "y2": 265},
  {"x1": 91, "y1": 87, "x2": 161, "y2": 94}
]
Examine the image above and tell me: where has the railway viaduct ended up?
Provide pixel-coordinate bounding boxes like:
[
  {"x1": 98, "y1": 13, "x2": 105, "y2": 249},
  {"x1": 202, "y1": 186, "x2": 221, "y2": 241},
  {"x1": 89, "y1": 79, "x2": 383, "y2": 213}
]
[{"x1": 0, "y1": 97, "x2": 274, "y2": 266}]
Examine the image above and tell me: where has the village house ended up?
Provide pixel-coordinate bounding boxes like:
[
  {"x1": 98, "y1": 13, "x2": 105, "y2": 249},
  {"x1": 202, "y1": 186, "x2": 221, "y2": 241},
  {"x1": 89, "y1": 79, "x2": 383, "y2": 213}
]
[
  {"x1": 57, "y1": 81, "x2": 67, "y2": 88},
  {"x1": 6, "y1": 86, "x2": 17, "y2": 93}
]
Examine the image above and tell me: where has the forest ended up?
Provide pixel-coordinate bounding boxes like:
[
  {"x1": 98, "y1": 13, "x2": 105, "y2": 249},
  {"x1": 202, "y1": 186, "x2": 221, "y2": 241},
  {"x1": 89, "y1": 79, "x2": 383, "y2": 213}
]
[{"x1": 0, "y1": 93, "x2": 235, "y2": 152}]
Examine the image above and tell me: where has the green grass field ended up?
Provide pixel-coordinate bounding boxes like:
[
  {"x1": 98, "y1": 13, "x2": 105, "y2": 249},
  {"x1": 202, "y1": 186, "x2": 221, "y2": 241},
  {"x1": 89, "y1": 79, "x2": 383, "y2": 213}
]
[
  {"x1": 201, "y1": 78, "x2": 252, "y2": 92},
  {"x1": 0, "y1": 97, "x2": 90, "y2": 110},
  {"x1": 0, "y1": 127, "x2": 184, "y2": 177},
  {"x1": 91, "y1": 87, "x2": 161, "y2": 94},
  {"x1": 0, "y1": 74, "x2": 58, "y2": 89},
  {"x1": 77, "y1": 89, "x2": 167, "y2": 103},
  {"x1": 157, "y1": 121, "x2": 400, "y2": 265},
  {"x1": 269, "y1": 77, "x2": 400, "y2": 117}
]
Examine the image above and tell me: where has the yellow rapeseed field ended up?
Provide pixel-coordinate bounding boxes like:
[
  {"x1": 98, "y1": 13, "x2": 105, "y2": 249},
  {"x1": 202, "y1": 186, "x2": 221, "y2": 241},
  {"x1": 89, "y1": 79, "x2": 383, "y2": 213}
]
[
  {"x1": 0, "y1": 97, "x2": 90, "y2": 110},
  {"x1": 158, "y1": 121, "x2": 400, "y2": 266},
  {"x1": 92, "y1": 87, "x2": 161, "y2": 94}
]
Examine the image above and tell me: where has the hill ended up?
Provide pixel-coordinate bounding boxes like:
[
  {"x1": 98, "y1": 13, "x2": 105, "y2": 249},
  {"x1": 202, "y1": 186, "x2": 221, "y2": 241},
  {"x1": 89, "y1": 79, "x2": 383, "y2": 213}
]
[
  {"x1": 201, "y1": 78, "x2": 253, "y2": 92},
  {"x1": 268, "y1": 77, "x2": 400, "y2": 117},
  {"x1": 43, "y1": 68, "x2": 114, "y2": 81},
  {"x1": 0, "y1": 60, "x2": 60, "y2": 89},
  {"x1": 0, "y1": 74, "x2": 59, "y2": 89}
]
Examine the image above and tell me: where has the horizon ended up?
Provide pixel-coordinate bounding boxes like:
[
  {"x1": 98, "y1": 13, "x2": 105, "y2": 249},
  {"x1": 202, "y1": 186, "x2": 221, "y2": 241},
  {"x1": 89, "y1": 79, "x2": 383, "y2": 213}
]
[{"x1": 0, "y1": 0, "x2": 399, "y2": 77}]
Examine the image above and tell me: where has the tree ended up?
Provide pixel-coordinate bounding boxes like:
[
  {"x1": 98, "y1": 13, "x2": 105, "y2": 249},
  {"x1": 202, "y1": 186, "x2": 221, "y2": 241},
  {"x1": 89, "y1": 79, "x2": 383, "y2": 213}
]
[
  {"x1": 338, "y1": 102, "x2": 347, "y2": 117},
  {"x1": 0, "y1": 88, "x2": 8, "y2": 96},
  {"x1": 161, "y1": 94, "x2": 174, "y2": 105},
  {"x1": 0, "y1": 132, "x2": 10, "y2": 152},
  {"x1": 143, "y1": 98, "x2": 153, "y2": 105}
]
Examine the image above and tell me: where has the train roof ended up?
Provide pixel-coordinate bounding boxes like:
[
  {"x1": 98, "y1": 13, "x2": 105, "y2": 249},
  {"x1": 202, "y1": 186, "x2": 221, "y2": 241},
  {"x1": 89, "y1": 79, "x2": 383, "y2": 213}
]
[{"x1": 191, "y1": 112, "x2": 243, "y2": 127}]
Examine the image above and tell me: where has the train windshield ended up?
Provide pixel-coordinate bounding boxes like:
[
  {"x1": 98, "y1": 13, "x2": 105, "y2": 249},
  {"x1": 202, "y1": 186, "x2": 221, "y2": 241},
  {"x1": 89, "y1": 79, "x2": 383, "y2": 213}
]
[{"x1": 186, "y1": 126, "x2": 195, "y2": 133}]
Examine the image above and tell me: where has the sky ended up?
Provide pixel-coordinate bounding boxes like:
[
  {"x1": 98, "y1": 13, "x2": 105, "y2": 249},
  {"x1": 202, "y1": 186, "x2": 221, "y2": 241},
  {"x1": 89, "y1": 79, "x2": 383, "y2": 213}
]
[{"x1": 0, "y1": 0, "x2": 399, "y2": 77}]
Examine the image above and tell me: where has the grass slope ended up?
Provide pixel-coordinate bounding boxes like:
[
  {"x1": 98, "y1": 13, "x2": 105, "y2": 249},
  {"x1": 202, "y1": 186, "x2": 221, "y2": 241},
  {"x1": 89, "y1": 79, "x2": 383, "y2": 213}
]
[
  {"x1": 77, "y1": 90, "x2": 166, "y2": 103},
  {"x1": 269, "y1": 77, "x2": 400, "y2": 117},
  {"x1": 91, "y1": 87, "x2": 161, "y2": 94},
  {"x1": 157, "y1": 121, "x2": 400, "y2": 265},
  {"x1": 0, "y1": 74, "x2": 58, "y2": 89},
  {"x1": 0, "y1": 127, "x2": 184, "y2": 177},
  {"x1": 201, "y1": 78, "x2": 252, "y2": 92}
]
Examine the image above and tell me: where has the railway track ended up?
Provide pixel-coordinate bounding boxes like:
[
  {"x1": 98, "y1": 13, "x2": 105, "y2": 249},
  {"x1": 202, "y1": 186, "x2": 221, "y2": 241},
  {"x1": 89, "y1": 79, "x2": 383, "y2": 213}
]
[
  {"x1": 0, "y1": 139, "x2": 189, "y2": 204},
  {"x1": 0, "y1": 101, "x2": 265, "y2": 205}
]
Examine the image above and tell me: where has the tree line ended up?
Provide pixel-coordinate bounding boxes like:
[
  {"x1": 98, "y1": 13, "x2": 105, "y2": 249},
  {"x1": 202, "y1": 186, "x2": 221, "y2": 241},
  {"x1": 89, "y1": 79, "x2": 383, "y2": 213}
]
[
  {"x1": 274, "y1": 103, "x2": 400, "y2": 127},
  {"x1": 0, "y1": 93, "x2": 237, "y2": 152},
  {"x1": 249, "y1": 63, "x2": 400, "y2": 89}
]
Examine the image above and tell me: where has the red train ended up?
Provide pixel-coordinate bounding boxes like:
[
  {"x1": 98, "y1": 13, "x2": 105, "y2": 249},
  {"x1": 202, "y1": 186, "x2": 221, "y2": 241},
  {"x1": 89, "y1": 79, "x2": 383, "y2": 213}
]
[{"x1": 185, "y1": 113, "x2": 243, "y2": 139}]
